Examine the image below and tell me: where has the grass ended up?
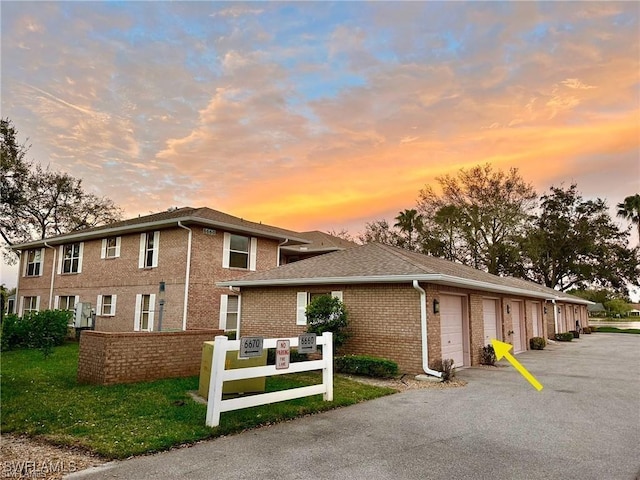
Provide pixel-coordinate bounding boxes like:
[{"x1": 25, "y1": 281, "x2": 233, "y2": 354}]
[
  {"x1": 592, "y1": 326, "x2": 640, "y2": 334},
  {"x1": 1, "y1": 343, "x2": 396, "y2": 459}
]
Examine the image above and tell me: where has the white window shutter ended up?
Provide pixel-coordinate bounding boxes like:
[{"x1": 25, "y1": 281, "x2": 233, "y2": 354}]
[
  {"x1": 22, "y1": 253, "x2": 27, "y2": 277},
  {"x1": 112, "y1": 295, "x2": 117, "y2": 315},
  {"x1": 39, "y1": 248, "x2": 45, "y2": 276},
  {"x1": 296, "y1": 292, "x2": 308, "y2": 326},
  {"x1": 35, "y1": 296, "x2": 40, "y2": 311},
  {"x1": 152, "y1": 231, "x2": 160, "y2": 267},
  {"x1": 222, "y1": 232, "x2": 231, "y2": 268},
  {"x1": 97, "y1": 295, "x2": 103, "y2": 314},
  {"x1": 74, "y1": 295, "x2": 80, "y2": 309},
  {"x1": 219, "y1": 294, "x2": 228, "y2": 330},
  {"x1": 54, "y1": 296, "x2": 60, "y2": 309},
  {"x1": 19, "y1": 297, "x2": 24, "y2": 316},
  {"x1": 77, "y1": 242, "x2": 84, "y2": 273},
  {"x1": 134, "y1": 294, "x2": 142, "y2": 331},
  {"x1": 148, "y1": 294, "x2": 156, "y2": 331},
  {"x1": 57, "y1": 246, "x2": 63, "y2": 274},
  {"x1": 249, "y1": 237, "x2": 257, "y2": 271},
  {"x1": 138, "y1": 234, "x2": 146, "y2": 268},
  {"x1": 115, "y1": 236, "x2": 121, "y2": 257},
  {"x1": 101, "y1": 239, "x2": 107, "y2": 259},
  {"x1": 331, "y1": 291, "x2": 343, "y2": 302},
  {"x1": 236, "y1": 295, "x2": 242, "y2": 336}
]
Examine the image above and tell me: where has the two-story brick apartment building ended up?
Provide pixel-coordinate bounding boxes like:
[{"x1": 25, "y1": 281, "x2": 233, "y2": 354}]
[{"x1": 12, "y1": 207, "x2": 355, "y2": 333}]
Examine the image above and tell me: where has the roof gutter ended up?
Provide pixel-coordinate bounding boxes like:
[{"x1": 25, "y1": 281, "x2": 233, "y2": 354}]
[{"x1": 412, "y1": 280, "x2": 442, "y2": 378}]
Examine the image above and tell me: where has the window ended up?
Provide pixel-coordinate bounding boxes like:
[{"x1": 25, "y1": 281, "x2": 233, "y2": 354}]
[
  {"x1": 58, "y1": 243, "x2": 83, "y2": 274},
  {"x1": 222, "y1": 233, "x2": 257, "y2": 270},
  {"x1": 138, "y1": 232, "x2": 159, "y2": 268},
  {"x1": 134, "y1": 293, "x2": 155, "y2": 331},
  {"x1": 25, "y1": 248, "x2": 44, "y2": 277},
  {"x1": 97, "y1": 294, "x2": 117, "y2": 316},
  {"x1": 219, "y1": 295, "x2": 240, "y2": 331},
  {"x1": 101, "y1": 236, "x2": 121, "y2": 259},
  {"x1": 296, "y1": 291, "x2": 343, "y2": 326},
  {"x1": 21, "y1": 296, "x2": 39, "y2": 315},
  {"x1": 55, "y1": 295, "x2": 78, "y2": 311}
]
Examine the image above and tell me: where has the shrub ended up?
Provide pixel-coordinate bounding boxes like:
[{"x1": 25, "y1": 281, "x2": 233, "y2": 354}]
[
  {"x1": 582, "y1": 327, "x2": 591, "y2": 334},
  {"x1": 306, "y1": 295, "x2": 349, "y2": 350},
  {"x1": 555, "y1": 332, "x2": 573, "y2": 342},
  {"x1": 334, "y1": 355, "x2": 398, "y2": 378},
  {"x1": 589, "y1": 326, "x2": 597, "y2": 332},
  {"x1": 1, "y1": 310, "x2": 71, "y2": 356},
  {"x1": 480, "y1": 344, "x2": 497, "y2": 365},
  {"x1": 570, "y1": 330, "x2": 580, "y2": 339},
  {"x1": 431, "y1": 358, "x2": 456, "y2": 382},
  {"x1": 529, "y1": 337, "x2": 546, "y2": 350}
]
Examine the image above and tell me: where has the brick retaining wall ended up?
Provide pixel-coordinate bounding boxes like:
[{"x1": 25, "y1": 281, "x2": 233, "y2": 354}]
[{"x1": 77, "y1": 329, "x2": 222, "y2": 385}]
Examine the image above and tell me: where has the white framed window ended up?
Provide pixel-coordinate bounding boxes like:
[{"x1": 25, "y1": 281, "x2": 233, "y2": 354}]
[
  {"x1": 138, "y1": 232, "x2": 159, "y2": 268},
  {"x1": 97, "y1": 294, "x2": 117, "y2": 316},
  {"x1": 58, "y1": 242, "x2": 83, "y2": 274},
  {"x1": 54, "y1": 295, "x2": 79, "y2": 311},
  {"x1": 222, "y1": 233, "x2": 257, "y2": 270},
  {"x1": 24, "y1": 248, "x2": 44, "y2": 277},
  {"x1": 296, "y1": 291, "x2": 343, "y2": 325},
  {"x1": 134, "y1": 293, "x2": 155, "y2": 331},
  {"x1": 101, "y1": 236, "x2": 121, "y2": 259},
  {"x1": 219, "y1": 294, "x2": 240, "y2": 331},
  {"x1": 20, "y1": 296, "x2": 40, "y2": 315}
]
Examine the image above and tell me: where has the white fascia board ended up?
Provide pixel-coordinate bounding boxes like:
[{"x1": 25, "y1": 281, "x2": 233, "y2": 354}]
[
  {"x1": 12, "y1": 216, "x2": 311, "y2": 250},
  {"x1": 217, "y1": 273, "x2": 573, "y2": 302}
]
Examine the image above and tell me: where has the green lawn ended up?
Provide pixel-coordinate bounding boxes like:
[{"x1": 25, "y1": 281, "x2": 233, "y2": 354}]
[
  {"x1": 1, "y1": 343, "x2": 396, "y2": 459},
  {"x1": 593, "y1": 326, "x2": 640, "y2": 334}
]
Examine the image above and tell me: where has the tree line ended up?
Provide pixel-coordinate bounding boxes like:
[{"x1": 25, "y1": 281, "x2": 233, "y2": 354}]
[{"x1": 355, "y1": 164, "x2": 639, "y2": 298}]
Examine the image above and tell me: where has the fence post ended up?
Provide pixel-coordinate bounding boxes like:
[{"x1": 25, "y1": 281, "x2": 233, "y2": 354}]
[
  {"x1": 206, "y1": 335, "x2": 228, "y2": 427},
  {"x1": 322, "y1": 332, "x2": 333, "y2": 401}
]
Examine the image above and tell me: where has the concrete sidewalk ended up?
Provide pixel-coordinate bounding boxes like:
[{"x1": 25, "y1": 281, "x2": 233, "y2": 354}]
[{"x1": 68, "y1": 334, "x2": 640, "y2": 480}]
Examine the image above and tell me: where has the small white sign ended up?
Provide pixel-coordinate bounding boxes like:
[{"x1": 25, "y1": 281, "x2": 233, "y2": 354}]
[
  {"x1": 239, "y1": 336, "x2": 264, "y2": 358},
  {"x1": 298, "y1": 333, "x2": 317, "y2": 354},
  {"x1": 275, "y1": 339, "x2": 290, "y2": 370}
]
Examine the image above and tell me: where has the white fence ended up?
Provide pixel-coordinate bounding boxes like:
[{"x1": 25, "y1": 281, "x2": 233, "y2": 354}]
[{"x1": 205, "y1": 332, "x2": 333, "y2": 427}]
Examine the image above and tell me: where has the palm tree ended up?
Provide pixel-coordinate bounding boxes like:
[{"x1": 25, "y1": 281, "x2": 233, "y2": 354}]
[
  {"x1": 617, "y1": 194, "x2": 640, "y2": 240},
  {"x1": 394, "y1": 209, "x2": 423, "y2": 251}
]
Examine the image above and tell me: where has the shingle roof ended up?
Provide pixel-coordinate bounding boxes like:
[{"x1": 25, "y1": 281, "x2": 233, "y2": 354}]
[
  {"x1": 219, "y1": 242, "x2": 590, "y2": 304},
  {"x1": 12, "y1": 207, "x2": 310, "y2": 249},
  {"x1": 281, "y1": 230, "x2": 359, "y2": 254}
]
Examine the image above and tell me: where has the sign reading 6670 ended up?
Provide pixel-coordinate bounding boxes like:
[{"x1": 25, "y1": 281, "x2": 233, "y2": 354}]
[{"x1": 239, "y1": 336, "x2": 264, "y2": 358}]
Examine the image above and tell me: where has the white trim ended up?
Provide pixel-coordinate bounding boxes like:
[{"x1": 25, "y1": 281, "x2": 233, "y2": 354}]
[
  {"x1": 57, "y1": 246, "x2": 64, "y2": 274},
  {"x1": 134, "y1": 294, "x2": 142, "y2": 331},
  {"x1": 148, "y1": 293, "x2": 156, "y2": 331},
  {"x1": 115, "y1": 236, "x2": 121, "y2": 257},
  {"x1": 101, "y1": 239, "x2": 107, "y2": 259},
  {"x1": 138, "y1": 233, "x2": 146, "y2": 268},
  {"x1": 96, "y1": 295, "x2": 103, "y2": 314},
  {"x1": 219, "y1": 294, "x2": 228, "y2": 330},
  {"x1": 74, "y1": 295, "x2": 80, "y2": 308},
  {"x1": 35, "y1": 296, "x2": 40, "y2": 311},
  {"x1": 296, "y1": 292, "x2": 308, "y2": 326},
  {"x1": 54, "y1": 295, "x2": 60, "y2": 309},
  {"x1": 152, "y1": 231, "x2": 160, "y2": 267},
  {"x1": 111, "y1": 294, "x2": 117, "y2": 315},
  {"x1": 77, "y1": 242, "x2": 84, "y2": 273},
  {"x1": 19, "y1": 296, "x2": 24, "y2": 316},
  {"x1": 222, "y1": 232, "x2": 231, "y2": 268},
  {"x1": 249, "y1": 237, "x2": 257, "y2": 271}
]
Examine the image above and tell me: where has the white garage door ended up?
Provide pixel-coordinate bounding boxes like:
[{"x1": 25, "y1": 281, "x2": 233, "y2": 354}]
[
  {"x1": 440, "y1": 295, "x2": 464, "y2": 367},
  {"x1": 483, "y1": 299, "x2": 499, "y2": 346},
  {"x1": 512, "y1": 302, "x2": 524, "y2": 353}
]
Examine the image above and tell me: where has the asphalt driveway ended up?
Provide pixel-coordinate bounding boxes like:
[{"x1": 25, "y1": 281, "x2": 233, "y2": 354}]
[{"x1": 69, "y1": 333, "x2": 640, "y2": 480}]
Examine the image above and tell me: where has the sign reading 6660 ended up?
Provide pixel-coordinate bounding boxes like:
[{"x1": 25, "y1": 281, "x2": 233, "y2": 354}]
[{"x1": 239, "y1": 336, "x2": 264, "y2": 358}]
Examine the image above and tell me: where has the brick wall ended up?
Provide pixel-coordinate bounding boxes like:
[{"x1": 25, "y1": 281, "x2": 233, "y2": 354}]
[{"x1": 77, "y1": 329, "x2": 222, "y2": 385}]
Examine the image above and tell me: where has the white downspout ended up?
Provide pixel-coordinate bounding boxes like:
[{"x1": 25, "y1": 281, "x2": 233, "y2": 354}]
[
  {"x1": 413, "y1": 280, "x2": 443, "y2": 378},
  {"x1": 177, "y1": 222, "x2": 192, "y2": 331},
  {"x1": 43, "y1": 242, "x2": 56, "y2": 309}
]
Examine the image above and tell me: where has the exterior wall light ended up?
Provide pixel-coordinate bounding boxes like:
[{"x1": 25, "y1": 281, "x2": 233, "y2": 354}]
[
  {"x1": 544, "y1": 306, "x2": 548, "y2": 315},
  {"x1": 506, "y1": 304, "x2": 511, "y2": 314},
  {"x1": 433, "y1": 299, "x2": 440, "y2": 314}
]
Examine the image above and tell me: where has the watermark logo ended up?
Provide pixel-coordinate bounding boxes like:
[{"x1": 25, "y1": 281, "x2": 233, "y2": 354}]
[{"x1": 2, "y1": 460, "x2": 78, "y2": 478}]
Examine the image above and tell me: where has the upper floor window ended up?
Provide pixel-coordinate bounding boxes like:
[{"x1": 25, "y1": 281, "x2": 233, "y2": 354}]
[
  {"x1": 101, "y1": 236, "x2": 121, "y2": 259},
  {"x1": 138, "y1": 232, "x2": 159, "y2": 268},
  {"x1": 25, "y1": 248, "x2": 44, "y2": 277},
  {"x1": 222, "y1": 233, "x2": 257, "y2": 270},
  {"x1": 58, "y1": 243, "x2": 84, "y2": 274}
]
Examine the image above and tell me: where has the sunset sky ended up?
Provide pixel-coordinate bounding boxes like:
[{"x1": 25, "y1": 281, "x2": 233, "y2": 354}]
[{"x1": 1, "y1": 2, "x2": 639, "y2": 286}]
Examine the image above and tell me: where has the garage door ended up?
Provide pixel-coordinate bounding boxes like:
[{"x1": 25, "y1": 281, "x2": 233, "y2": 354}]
[
  {"x1": 512, "y1": 301, "x2": 524, "y2": 353},
  {"x1": 483, "y1": 299, "x2": 499, "y2": 346},
  {"x1": 440, "y1": 295, "x2": 464, "y2": 367}
]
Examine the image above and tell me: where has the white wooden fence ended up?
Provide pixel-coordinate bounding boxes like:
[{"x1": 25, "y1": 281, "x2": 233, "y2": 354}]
[{"x1": 205, "y1": 332, "x2": 333, "y2": 427}]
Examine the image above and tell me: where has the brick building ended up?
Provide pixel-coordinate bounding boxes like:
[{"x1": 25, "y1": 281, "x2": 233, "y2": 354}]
[
  {"x1": 12, "y1": 207, "x2": 355, "y2": 333},
  {"x1": 219, "y1": 243, "x2": 591, "y2": 374}
]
